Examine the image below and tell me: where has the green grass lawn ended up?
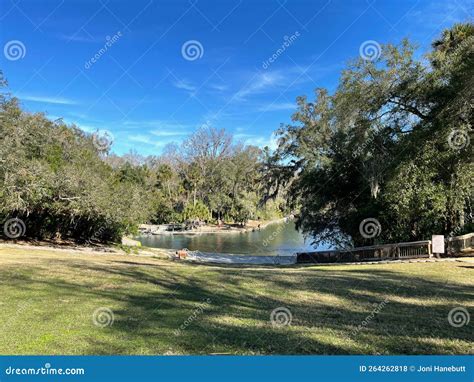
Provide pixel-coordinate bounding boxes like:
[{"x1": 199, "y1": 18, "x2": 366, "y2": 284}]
[{"x1": 0, "y1": 246, "x2": 472, "y2": 355}]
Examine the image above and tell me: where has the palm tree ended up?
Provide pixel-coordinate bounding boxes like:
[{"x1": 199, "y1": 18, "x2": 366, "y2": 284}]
[{"x1": 431, "y1": 22, "x2": 474, "y2": 68}]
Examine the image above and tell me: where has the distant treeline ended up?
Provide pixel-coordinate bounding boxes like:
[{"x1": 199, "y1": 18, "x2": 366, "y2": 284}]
[{"x1": 0, "y1": 85, "x2": 288, "y2": 242}]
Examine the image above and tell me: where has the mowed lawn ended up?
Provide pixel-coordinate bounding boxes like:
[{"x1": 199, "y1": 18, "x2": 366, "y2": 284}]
[{"x1": 0, "y1": 246, "x2": 472, "y2": 355}]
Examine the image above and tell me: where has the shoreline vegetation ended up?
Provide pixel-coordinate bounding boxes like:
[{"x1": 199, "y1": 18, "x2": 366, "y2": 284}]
[{"x1": 138, "y1": 217, "x2": 289, "y2": 236}]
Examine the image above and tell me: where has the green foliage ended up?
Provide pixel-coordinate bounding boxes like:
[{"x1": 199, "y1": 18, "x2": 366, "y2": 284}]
[
  {"x1": 149, "y1": 127, "x2": 289, "y2": 225},
  {"x1": 0, "y1": 78, "x2": 155, "y2": 242},
  {"x1": 276, "y1": 23, "x2": 474, "y2": 247},
  {"x1": 182, "y1": 200, "x2": 210, "y2": 221}
]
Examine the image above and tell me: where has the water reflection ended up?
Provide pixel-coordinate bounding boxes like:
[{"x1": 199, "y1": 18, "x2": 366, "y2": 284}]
[{"x1": 137, "y1": 221, "x2": 326, "y2": 256}]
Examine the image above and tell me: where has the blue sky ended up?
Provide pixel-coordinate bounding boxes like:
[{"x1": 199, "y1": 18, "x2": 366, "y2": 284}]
[{"x1": 1, "y1": 0, "x2": 472, "y2": 156}]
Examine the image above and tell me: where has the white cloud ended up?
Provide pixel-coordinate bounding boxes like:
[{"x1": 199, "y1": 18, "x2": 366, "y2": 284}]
[
  {"x1": 128, "y1": 134, "x2": 153, "y2": 144},
  {"x1": 257, "y1": 102, "x2": 295, "y2": 112},
  {"x1": 234, "y1": 72, "x2": 282, "y2": 100},
  {"x1": 123, "y1": 119, "x2": 192, "y2": 134},
  {"x1": 18, "y1": 94, "x2": 78, "y2": 105},
  {"x1": 127, "y1": 133, "x2": 184, "y2": 148},
  {"x1": 74, "y1": 124, "x2": 98, "y2": 133},
  {"x1": 231, "y1": 65, "x2": 322, "y2": 102},
  {"x1": 46, "y1": 115, "x2": 98, "y2": 133},
  {"x1": 58, "y1": 33, "x2": 101, "y2": 43},
  {"x1": 150, "y1": 130, "x2": 187, "y2": 137},
  {"x1": 405, "y1": 1, "x2": 472, "y2": 32},
  {"x1": 235, "y1": 133, "x2": 279, "y2": 151},
  {"x1": 173, "y1": 79, "x2": 197, "y2": 93},
  {"x1": 209, "y1": 83, "x2": 228, "y2": 92}
]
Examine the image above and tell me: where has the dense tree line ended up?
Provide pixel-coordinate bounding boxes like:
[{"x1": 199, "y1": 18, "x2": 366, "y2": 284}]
[
  {"x1": 275, "y1": 23, "x2": 473, "y2": 247},
  {"x1": 0, "y1": 83, "x2": 287, "y2": 242},
  {"x1": 0, "y1": 90, "x2": 152, "y2": 242},
  {"x1": 107, "y1": 128, "x2": 288, "y2": 227}
]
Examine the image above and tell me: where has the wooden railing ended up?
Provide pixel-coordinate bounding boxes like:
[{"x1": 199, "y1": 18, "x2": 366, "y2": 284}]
[
  {"x1": 297, "y1": 233, "x2": 473, "y2": 263},
  {"x1": 447, "y1": 233, "x2": 474, "y2": 255},
  {"x1": 397, "y1": 241, "x2": 431, "y2": 258},
  {"x1": 296, "y1": 240, "x2": 431, "y2": 263}
]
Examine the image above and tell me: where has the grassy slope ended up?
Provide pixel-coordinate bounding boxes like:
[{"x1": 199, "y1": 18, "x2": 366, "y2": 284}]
[{"x1": 0, "y1": 247, "x2": 472, "y2": 355}]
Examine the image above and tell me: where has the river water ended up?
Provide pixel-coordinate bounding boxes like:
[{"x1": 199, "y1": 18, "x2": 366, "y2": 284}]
[{"x1": 137, "y1": 221, "x2": 325, "y2": 256}]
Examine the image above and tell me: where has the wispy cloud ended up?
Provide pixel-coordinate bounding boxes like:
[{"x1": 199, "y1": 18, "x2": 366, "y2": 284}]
[
  {"x1": 257, "y1": 102, "x2": 295, "y2": 112},
  {"x1": 58, "y1": 33, "x2": 101, "y2": 43},
  {"x1": 128, "y1": 134, "x2": 154, "y2": 144},
  {"x1": 232, "y1": 66, "x2": 320, "y2": 101},
  {"x1": 127, "y1": 134, "x2": 182, "y2": 148},
  {"x1": 18, "y1": 94, "x2": 78, "y2": 105},
  {"x1": 73, "y1": 123, "x2": 97, "y2": 133},
  {"x1": 235, "y1": 133, "x2": 279, "y2": 150},
  {"x1": 123, "y1": 119, "x2": 192, "y2": 132},
  {"x1": 234, "y1": 72, "x2": 282, "y2": 100},
  {"x1": 208, "y1": 83, "x2": 228, "y2": 92},
  {"x1": 173, "y1": 79, "x2": 197, "y2": 94},
  {"x1": 150, "y1": 130, "x2": 187, "y2": 137},
  {"x1": 405, "y1": 0, "x2": 472, "y2": 33}
]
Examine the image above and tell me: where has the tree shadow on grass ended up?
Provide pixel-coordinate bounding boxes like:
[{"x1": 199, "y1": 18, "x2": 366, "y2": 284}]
[{"x1": 0, "y1": 258, "x2": 472, "y2": 354}]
